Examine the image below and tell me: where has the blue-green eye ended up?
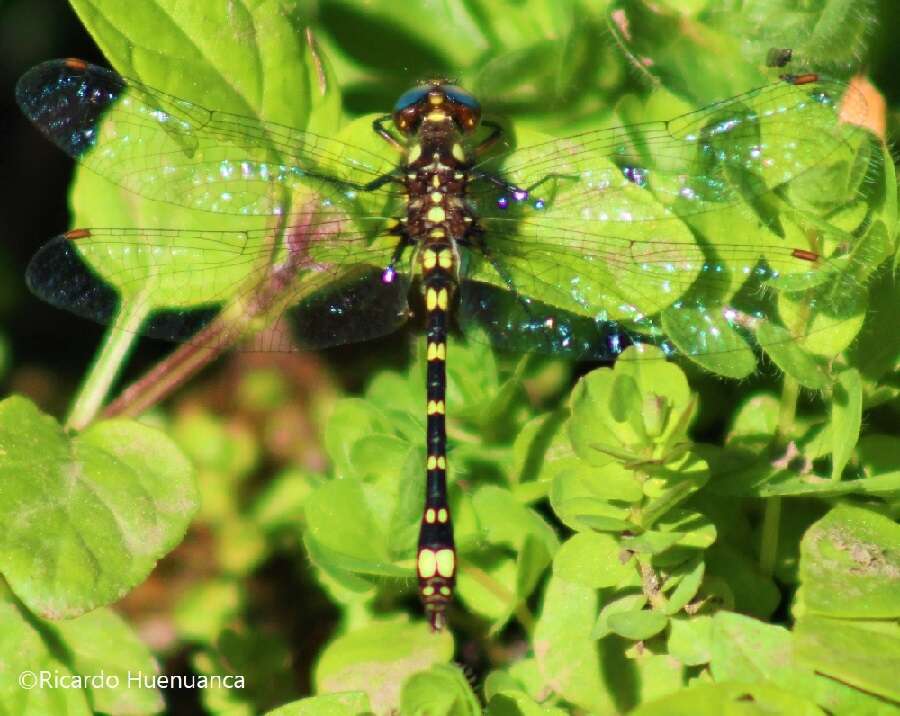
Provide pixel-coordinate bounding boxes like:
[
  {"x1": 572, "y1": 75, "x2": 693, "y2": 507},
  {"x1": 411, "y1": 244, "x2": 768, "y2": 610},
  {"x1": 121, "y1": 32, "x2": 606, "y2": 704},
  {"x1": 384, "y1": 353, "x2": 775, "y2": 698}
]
[
  {"x1": 393, "y1": 86, "x2": 430, "y2": 112},
  {"x1": 443, "y1": 85, "x2": 479, "y2": 110}
]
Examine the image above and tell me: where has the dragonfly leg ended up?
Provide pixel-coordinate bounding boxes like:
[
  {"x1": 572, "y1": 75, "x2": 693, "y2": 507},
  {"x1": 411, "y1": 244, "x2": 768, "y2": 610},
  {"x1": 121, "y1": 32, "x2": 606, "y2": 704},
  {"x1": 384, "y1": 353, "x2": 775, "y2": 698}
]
[
  {"x1": 474, "y1": 120, "x2": 504, "y2": 156},
  {"x1": 373, "y1": 114, "x2": 405, "y2": 151},
  {"x1": 361, "y1": 171, "x2": 403, "y2": 192}
]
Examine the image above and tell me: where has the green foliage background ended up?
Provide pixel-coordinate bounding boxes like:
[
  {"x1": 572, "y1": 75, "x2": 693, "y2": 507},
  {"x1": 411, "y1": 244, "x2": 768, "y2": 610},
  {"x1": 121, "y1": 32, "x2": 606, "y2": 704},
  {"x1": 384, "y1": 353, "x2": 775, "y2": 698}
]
[{"x1": 0, "y1": 1, "x2": 899, "y2": 714}]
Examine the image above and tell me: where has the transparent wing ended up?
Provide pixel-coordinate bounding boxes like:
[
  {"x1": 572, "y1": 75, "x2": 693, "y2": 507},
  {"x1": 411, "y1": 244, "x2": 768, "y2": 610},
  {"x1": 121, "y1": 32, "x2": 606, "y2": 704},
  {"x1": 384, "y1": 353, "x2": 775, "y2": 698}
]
[
  {"x1": 16, "y1": 59, "x2": 401, "y2": 217},
  {"x1": 26, "y1": 223, "x2": 411, "y2": 351},
  {"x1": 461, "y1": 75, "x2": 882, "y2": 370}
]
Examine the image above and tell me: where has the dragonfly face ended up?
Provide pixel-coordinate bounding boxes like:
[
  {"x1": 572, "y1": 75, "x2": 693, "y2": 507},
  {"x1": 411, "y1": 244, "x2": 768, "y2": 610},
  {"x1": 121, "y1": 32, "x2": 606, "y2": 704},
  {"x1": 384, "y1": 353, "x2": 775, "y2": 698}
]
[
  {"x1": 392, "y1": 81, "x2": 482, "y2": 135},
  {"x1": 15, "y1": 58, "x2": 887, "y2": 632}
]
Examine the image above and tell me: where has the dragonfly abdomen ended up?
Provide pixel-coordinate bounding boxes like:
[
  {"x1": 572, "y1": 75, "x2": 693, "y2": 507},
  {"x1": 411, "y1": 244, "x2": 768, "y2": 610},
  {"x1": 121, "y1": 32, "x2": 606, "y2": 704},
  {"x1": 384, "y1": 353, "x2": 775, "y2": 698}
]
[{"x1": 406, "y1": 106, "x2": 473, "y2": 630}]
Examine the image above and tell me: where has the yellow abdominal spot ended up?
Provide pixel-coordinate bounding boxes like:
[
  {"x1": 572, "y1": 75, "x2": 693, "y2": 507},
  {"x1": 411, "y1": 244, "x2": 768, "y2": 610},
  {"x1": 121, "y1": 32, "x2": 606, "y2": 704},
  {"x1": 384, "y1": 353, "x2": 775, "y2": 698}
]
[
  {"x1": 436, "y1": 288, "x2": 449, "y2": 310},
  {"x1": 427, "y1": 206, "x2": 446, "y2": 223},
  {"x1": 437, "y1": 508, "x2": 448, "y2": 523},
  {"x1": 418, "y1": 549, "x2": 437, "y2": 578},
  {"x1": 422, "y1": 249, "x2": 437, "y2": 270},
  {"x1": 408, "y1": 143, "x2": 422, "y2": 164},
  {"x1": 426, "y1": 288, "x2": 437, "y2": 311},
  {"x1": 438, "y1": 250, "x2": 453, "y2": 269},
  {"x1": 425, "y1": 508, "x2": 436, "y2": 523},
  {"x1": 427, "y1": 455, "x2": 437, "y2": 469},
  {"x1": 422, "y1": 585, "x2": 435, "y2": 596},
  {"x1": 438, "y1": 455, "x2": 446, "y2": 469},
  {"x1": 436, "y1": 549, "x2": 455, "y2": 577},
  {"x1": 440, "y1": 586, "x2": 451, "y2": 596},
  {"x1": 427, "y1": 400, "x2": 445, "y2": 415}
]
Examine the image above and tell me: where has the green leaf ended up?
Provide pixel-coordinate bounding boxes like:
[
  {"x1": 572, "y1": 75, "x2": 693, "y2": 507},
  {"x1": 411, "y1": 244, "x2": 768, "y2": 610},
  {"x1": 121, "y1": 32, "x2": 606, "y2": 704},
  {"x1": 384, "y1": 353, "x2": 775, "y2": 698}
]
[
  {"x1": 0, "y1": 396, "x2": 197, "y2": 618},
  {"x1": 757, "y1": 322, "x2": 830, "y2": 389},
  {"x1": 630, "y1": 681, "x2": 823, "y2": 716},
  {"x1": 667, "y1": 616, "x2": 713, "y2": 666},
  {"x1": 173, "y1": 579, "x2": 242, "y2": 643},
  {"x1": 533, "y1": 575, "x2": 612, "y2": 713},
  {"x1": 49, "y1": 608, "x2": 164, "y2": 715},
  {"x1": 485, "y1": 689, "x2": 569, "y2": 716},
  {"x1": 663, "y1": 557, "x2": 705, "y2": 615},
  {"x1": 265, "y1": 692, "x2": 371, "y2": 716},
  {"x1": 607, "y1": 609, "x2": 669, "y2": 641},
  {"x1": 794, "y1": 616, "x2": 900, "y2": 704},
  {"x1": 400, "y1": 664, "x2": 481, "y2": 716},
  {"x1": 662, "y1": 308, "x2": 756, "y2": 379},
  {"x1": 592, "y1": 593, "x2": 648, "y2": 639},
  {"x1": 67, "y1": 0, "x2": 352, "y2": 324},
  {"x1": 704, "y1": 544, "x2": 779, "y2": 619},
  {"x1": 710, "y1": 612, "x2": 817, "y2": 694},
  {"x1": 795, "y1": 503, "x2": 900, "y2": 619},
  {"x1": 552, "y1": 532, "x2": 635, "y2": 589},
  {"x1": 303, "y1": 478, "x2": 408, "y2": 578},
  {"x1": 472, "y1": 486, "x2": 559, "y2": 556},
  {"x1": 830, "y1": 368, "x2": 862, "y2": 479},
  {"x1": 314, "y1": 621, "x2": 452, "y2": 714},
  {"x1": 0, "y1": 600, "x2": 91, "y2": 715}
]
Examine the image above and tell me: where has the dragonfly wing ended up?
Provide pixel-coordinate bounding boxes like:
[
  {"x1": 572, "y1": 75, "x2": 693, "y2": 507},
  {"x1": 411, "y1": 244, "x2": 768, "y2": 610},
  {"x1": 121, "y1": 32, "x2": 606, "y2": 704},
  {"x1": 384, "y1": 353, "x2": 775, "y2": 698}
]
[
  {"x1": 26, "y1": 223, "x2": 409, "y2": 351},
  {"x1": 462, "y1": 75, "x2": 879, "y2": 369},
  {"x1": 16, "y1": 59, "x2": 399, "y2": 216}
]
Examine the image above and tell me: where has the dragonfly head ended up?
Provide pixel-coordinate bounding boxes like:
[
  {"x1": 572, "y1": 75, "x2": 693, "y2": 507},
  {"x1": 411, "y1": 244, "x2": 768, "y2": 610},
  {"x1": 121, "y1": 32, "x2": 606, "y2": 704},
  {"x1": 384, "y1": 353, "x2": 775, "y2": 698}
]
[{"x1": 392, "y1": 80, "x2": 481, "y2": 135}]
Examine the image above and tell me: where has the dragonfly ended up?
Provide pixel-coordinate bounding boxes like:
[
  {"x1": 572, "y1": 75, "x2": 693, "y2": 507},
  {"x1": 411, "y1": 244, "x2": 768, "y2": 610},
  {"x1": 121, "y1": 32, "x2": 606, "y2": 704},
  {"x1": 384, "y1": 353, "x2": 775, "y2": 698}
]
[{"x1": 16, "y1": 58, "x2": 881, "y2": 630}]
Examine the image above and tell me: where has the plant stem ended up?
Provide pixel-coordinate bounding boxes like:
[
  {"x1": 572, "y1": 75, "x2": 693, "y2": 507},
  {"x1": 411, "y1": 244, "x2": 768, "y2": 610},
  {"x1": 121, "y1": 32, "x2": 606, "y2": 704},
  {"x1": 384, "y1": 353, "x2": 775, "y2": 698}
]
[
  {"x1": 760, "y1": 375, "x2": 800, "y2": 577},
  {"x1": 462, "y1": 562, "x2": 535, "y2": 635},
  {"x1": 65, "y1": 299, "x2": 148, "y2": 431}
]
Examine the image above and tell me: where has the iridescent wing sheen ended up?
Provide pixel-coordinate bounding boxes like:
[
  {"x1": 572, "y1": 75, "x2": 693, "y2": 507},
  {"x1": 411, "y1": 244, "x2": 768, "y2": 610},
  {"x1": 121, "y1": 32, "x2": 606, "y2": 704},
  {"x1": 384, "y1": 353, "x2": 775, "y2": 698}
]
[
  {"x1": 26, "y1": 225, "x2": 411, "y2": 351},
  {"x1": 16, "y1": 59, "x2": 402, "y2": 216},
  {"x1": 460, "y1": 75, "x2": 881, "y2": 368},
  {"x1": 18, "y1": 59, "x2": 410, "y2": 350}
]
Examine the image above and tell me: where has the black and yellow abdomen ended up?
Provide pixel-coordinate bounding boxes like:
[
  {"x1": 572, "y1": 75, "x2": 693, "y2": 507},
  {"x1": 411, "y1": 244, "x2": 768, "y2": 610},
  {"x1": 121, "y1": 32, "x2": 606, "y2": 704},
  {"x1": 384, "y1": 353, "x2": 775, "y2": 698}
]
[{"x1": 397, "y1": 88, "x2": 476, "y2": 630}]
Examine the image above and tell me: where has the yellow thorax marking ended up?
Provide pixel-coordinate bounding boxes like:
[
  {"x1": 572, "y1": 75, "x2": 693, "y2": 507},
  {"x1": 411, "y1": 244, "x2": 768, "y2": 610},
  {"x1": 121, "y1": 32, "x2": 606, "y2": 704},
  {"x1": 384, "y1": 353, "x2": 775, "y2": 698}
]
[
  {"x1": 426, "y1": 110, "x2": 447, "y2": 122},
  {"x1": 432, "y1": 175, "x2": 441, "y2": 188},
  {"x1": 422, "y1": 249, "x2": 437, "y2": 270},
  {"x1": 408, "y1": 143, "x2": 422, "y2": 164},
  {"x1": 430, "y1": 191, "x2": 442, "y2": 203},
  {"x1": 451, "y1": 143, "x2": 465, "y2": 162},
  {"x1": 430, "y1": 228, "x2": 445, "y2": 238},
  {"x1": 428, "y1": 93, "x2": 443, "y2": 104}
]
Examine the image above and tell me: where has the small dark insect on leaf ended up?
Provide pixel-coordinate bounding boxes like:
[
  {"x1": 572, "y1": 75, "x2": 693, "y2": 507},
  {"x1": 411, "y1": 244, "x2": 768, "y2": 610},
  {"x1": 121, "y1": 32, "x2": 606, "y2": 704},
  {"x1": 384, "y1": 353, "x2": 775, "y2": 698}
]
[{"x1": 766, "y1": 48, "x2": 793, "y2": 68}]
